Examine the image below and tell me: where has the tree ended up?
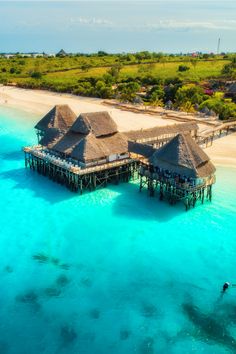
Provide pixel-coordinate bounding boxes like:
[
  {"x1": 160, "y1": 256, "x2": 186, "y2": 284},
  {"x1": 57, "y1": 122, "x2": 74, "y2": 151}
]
[
  {"x1": 190, "y1": 59, "x2": 198, "y2": 70},
  {"x1": 31, "y1": 71, "x2": 42, "y2": 79},
  {"x1": 178, "y1": 65, "x2": 190, "y2": 72},
  {"x1": 117, "y1": 82, "x2": 141, "y2": 102},
  {"x1": 107, "y1": 65, "x2": 123, "y2": 80}
]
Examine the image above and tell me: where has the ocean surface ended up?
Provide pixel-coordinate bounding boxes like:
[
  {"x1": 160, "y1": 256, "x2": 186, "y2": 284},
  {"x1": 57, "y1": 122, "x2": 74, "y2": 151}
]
[{"x1": 0, "y1": 105, "x2": 236, "y2": 354}]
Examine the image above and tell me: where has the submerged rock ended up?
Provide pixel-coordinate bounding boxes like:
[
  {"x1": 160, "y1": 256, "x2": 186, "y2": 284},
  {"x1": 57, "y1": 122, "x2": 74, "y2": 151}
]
[
  {"x1": 44, "y1": 287, "x2": 61, "y2": 298},
  {"x1": 4, "y1": 266, "x2": 13, "y2": 273},
  {"x1": 139, "y1": 337, "x2": 154, "y2": 354},
  {"x1": 141, "y1": 303, "x2": 159, "y2": 318},
  {"x1": 51, "y1": 257, "x2": 60, "y2": 266},
  {"x1": 15, "y1": 290, "x2": 41, "y2": 312},
  {"x1": 60, "y1": 325, "x2": 77, "y2": 346},
  {"x1": 60, "y1": 263, "x2": 70, "y2": 270},
  {"x1": 32, "y1": 253, "x2": 49, "y2": 263},
  {"x1": 32, "y1": 253, "x2": 70, "y2": 270},
  {"x1": 182, "y1": 302, "x2": 236, "y2": 351},
  {"x1": 81, "y1": 277, "x2": 93, "y2": 288},
  {"x1": 89, "y1": 309, "x2": 100, "y2": 319},
  {"x1": 120, "y1": 329, "x2": 131, "y2": 340},
  {"x1": 56, "y1": 274, "x2": 70, "y2": 287},
  {"x1": 16, "y1": 290, "x2": 38, "y2": 303}
]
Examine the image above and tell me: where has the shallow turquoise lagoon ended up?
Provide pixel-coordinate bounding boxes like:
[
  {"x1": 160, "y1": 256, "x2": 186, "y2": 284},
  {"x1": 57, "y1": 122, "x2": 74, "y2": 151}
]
[{"x1": 1, "y1": 106, "x2": 236, "y2": 354}]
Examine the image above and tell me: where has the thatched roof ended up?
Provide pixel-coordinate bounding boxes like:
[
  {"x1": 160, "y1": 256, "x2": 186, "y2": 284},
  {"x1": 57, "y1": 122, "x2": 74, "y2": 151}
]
[
  {"x1": 35, "y1": 105, "x2": 77, "y2": 132},
  {"x1": 125, "y1": 122, "x2": 198, "y2": 142},
  {"x1": 70, "y1": 111, "x2": 118, "y2": 137},
  {"x1": 128, "y1": 141, "x2": 155, "y2": 158},
  {"x1": 56, "y1": 49, "x2": 68, "y2": 57},
  {"x1": 51, "y1": 131, "x2": 128, "y2": 162},
  {"x1": 150, "y1": 133, "x2": 216, "y2": 178},
  {"x1": 49, "y1": 111, "x2": 128, "y2": 162},
  {"x1": 71, "y1": 133, "x2": 128, "y2": 162},
  {"x1": 39, "y1": 128, "x2": 63, "y2": 147}
]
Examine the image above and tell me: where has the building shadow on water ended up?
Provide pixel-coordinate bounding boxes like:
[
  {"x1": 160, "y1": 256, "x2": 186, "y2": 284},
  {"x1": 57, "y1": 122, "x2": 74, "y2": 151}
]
[
  {"x1": 1, "y1": 150, "x2": 23, "y2": 161},
  {"x1": 0, "y1": 167, "x2": 77, "y2": 204},
  {"x1": 111, "y1": 182, "x2": 184, "y2": 222}
]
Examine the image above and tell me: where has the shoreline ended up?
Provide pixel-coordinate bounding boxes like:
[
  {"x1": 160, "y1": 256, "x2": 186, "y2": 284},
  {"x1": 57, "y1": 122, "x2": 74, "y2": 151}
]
[
  {"x1": 0, "y1": 85, "x2": 236, "y2": 169},
  {"x1": 0, "y1": 86, "x2": 179, "y2": 132}
]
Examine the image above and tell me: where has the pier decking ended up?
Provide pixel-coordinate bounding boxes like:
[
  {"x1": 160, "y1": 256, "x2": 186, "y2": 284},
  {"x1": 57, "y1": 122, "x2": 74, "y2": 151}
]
[{"x1": 24, "y1": 146, "x2": 138, "y2": 193}]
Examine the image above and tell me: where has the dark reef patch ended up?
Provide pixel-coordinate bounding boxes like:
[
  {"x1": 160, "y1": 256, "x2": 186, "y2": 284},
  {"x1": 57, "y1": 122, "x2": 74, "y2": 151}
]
[
  {"x1": 182, "y1": 302, "x2": 236, "y2": 351},
  {"x1": 120, "y1": 329, "x2": 131, "y2": 341},
  {"x1": 80, "y1": 277, "x2": 93, "y2": 288},
  {"x1": 32, "y1": 253, "x2": 70, "y2": 270},
  {"x1": 44, "y1": 287, "x2": 62, "y2": 298},
  {"x1": 89, "y1": 309, "x2": 100, "y2": 319},
  {"x1": 141, "y1": 303, "x2": 159, "y2": 318},
  {"x1": 4, "y1": 266, "x2": 13, "y2": 273},
  {"x1": 139, "y1": 337, "x2": 154, "y2": 354},
  {"x1": 15, "y1": 290, "x2": 41, "y2": 312},
  {"x1": 56, "y1": 274, "x2": 70, "y2": 287},
  {"x1": 60, "y1": 325, "x2": 77, "y2": 346}
]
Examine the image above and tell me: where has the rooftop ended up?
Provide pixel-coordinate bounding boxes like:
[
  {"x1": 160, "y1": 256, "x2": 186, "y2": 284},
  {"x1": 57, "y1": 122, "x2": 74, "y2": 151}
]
[{"x1": 150, "y1": 133, "x2": 216, "y2": 178}]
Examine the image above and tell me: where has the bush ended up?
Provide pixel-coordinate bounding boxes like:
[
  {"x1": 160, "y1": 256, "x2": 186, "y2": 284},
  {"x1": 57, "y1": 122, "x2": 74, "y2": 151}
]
[
  {"x1": 31, "y1": 71, "x2": 42, "y2": 79},
  {"x1": 178, "y1": 65, "x2": 190, "y2": 72}
]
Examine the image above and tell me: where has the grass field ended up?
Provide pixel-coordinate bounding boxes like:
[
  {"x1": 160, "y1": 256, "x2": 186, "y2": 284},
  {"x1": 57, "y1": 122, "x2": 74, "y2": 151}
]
[{"x1": 41, "y1": 59, "x2": 227, "y2": 82}]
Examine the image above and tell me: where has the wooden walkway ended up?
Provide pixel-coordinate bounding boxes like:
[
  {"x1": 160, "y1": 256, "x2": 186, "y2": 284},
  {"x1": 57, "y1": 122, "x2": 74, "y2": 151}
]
[{"x1": 197, "y1": 120, "x2": 236, "y2": 147}]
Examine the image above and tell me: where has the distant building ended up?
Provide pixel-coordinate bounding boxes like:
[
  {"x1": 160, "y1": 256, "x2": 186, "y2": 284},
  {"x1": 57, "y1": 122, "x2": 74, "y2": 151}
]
[{"x1": 56, "y1": 49, "x2": 68, "y2": 57}]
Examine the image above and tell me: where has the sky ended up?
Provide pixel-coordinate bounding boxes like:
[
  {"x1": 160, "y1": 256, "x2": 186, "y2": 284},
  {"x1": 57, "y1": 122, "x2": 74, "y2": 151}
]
[{"x1": 0, "y1": 1, "x2": 235, "y2": 53}]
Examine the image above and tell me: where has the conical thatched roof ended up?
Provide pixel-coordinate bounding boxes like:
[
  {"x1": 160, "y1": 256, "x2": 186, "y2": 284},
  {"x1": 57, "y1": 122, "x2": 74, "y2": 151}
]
[
  {"x1": 39, "y1": 128, "x2": 64, "y2": 147},
  {"x1": 35, "y1": 105, "x2": 77, "y2": 132},
  {"x1": 150, "y1": 133, "x2": 215, "y2": 178},
  {"x1": 56, "y1": 49, "x2": 67, "y2": 57},
  {"x1": 70, "y1": 112, "x2": 118, "y2": 137},
  {"x1": 50, "y1": 111, "x2": 128, "y2": 163}
]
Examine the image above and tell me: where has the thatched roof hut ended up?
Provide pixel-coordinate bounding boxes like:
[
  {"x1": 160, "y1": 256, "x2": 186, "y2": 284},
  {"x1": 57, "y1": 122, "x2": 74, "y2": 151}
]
[
  {"x1": 70, "y1": 111, "x2": 118, "y2": 136},
  {"x1": 35, "y1": 105, "x2": 77, "y2": 146},
  {"x1": 56, "y1": 49, "x2": 68, "y2": 57},
  {"x1": 50, "y1": 111, "x2": 128, "y2": 164},
  {"x1": 150, "y1": 133, "x2": 216, "y2": 178},
  {"x1": 35, "y1": 105, "x2": 77, "y2": 132}
]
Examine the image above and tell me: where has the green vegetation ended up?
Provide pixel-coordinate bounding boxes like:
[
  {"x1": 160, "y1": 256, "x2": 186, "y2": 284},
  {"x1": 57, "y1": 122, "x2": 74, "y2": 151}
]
[{"x1": 0, "y1": 51, "x2": 236, "y2": 119}]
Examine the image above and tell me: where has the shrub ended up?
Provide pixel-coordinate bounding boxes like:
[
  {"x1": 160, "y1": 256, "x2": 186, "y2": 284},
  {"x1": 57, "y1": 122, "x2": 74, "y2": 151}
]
[{"x1": 178, "y1": 65, "x2": 190, "y2": 72}]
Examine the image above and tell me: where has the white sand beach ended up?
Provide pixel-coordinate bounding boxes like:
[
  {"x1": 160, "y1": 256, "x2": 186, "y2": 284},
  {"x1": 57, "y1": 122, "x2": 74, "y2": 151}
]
[
  {"x1": 0, "y1": 86, "x2": 178, "y2": 132},
  {"x1": 206, "y1": 133, "x2": 236, "y2": 168},
  {"x1": 0, "y1": 85, "x2": 235, "y2": 168}
]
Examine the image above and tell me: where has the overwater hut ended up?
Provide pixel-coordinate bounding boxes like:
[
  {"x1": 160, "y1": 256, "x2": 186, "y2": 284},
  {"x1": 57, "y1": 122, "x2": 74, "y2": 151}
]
[
  {"x1": 50, "y1": 111, "x2": 129, "y2": 167},
  {"x1": 35, "y1": 105, "x2": 77, "y2": 145},
  {"x1": 139, "y1": 133, "x2": 216, "y2": 210},
  {"x1": 24, "y1": 110, "x2": 137, "y2": 193}
]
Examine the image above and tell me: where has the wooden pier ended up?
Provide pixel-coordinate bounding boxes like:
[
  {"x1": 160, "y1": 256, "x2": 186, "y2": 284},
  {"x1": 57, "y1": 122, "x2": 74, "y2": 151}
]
[
  {"x1": 24, "y1": 147, "x2": 139, "y2": 193},
  {"x1": 197, "y1": 120, "x2": 236, "y2": 147}
]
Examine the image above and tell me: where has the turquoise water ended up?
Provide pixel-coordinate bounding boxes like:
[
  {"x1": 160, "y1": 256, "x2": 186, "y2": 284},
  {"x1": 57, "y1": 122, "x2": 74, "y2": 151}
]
[{"x1": 1, "y1": 106, "x2": 236, "y2": 354}]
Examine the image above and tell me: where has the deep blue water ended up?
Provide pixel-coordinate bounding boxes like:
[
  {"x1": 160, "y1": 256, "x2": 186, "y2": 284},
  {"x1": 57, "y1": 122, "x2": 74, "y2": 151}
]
[{"x1": 1, "y1": 106, "x2": 236, "y2": 353}]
